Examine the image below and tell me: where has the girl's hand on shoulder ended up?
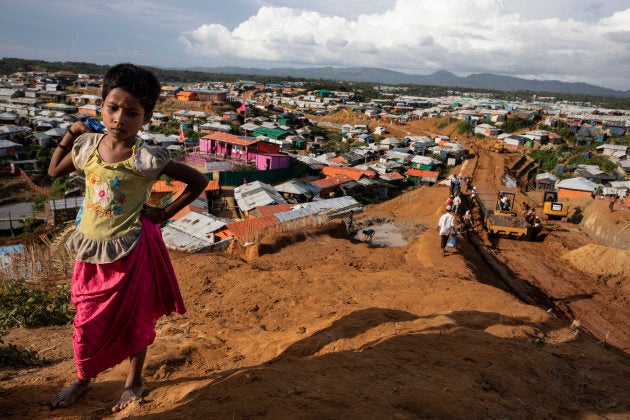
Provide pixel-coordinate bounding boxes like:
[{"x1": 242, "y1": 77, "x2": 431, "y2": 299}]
[
  {"x1": 65, "y1": 122, "x2": 90, "y2": 143},
  {"x1": 142, "y1": 205, "x2": 168, "y2": 224},
  {"x1": 73, "y1": 121, "x2": 92, "y2": 136}
]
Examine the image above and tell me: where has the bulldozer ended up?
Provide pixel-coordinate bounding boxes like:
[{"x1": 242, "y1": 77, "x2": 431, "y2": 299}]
[
  {"x1": 542, "y1": 190, "x2": 569, "y2": 221},
  {"x1": 492, "y1": 141, "x2": 506, "y2": 153},
  {"x1": 484, "y1": 190, "x2": 528, "y2": 239}
]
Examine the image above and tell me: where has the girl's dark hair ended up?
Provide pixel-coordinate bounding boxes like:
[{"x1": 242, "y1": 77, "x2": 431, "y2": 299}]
[{"x1": 101, "y1": 63, "x2": 161, "y2": 114}]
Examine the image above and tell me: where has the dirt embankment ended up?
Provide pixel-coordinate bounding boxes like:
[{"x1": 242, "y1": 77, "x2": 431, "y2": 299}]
[
  {"x1": 309, "y1": 110, "x2": 455, "y2": 139},
  {"x1": 579, "y1": 199, "x2": 630, "y2": 250}
]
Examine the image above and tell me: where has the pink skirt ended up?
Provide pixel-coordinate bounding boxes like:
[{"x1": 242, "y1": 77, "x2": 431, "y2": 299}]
[{"x1": 71, "y1": 217, "x2": 186, "y2": 380}]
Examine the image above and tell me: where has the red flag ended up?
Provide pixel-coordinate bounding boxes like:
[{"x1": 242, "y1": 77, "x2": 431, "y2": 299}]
[
  {"x1": 238, "y1": 98, "x2": 246, "y2": 113},
  {"x1": 178, "y1": 123, "x2": 185, "y2": 142}
]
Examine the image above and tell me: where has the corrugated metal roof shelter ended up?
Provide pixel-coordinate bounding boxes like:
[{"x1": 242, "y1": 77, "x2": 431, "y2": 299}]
[
  {"x1": 321, "y1": 165, "x2": 377, "y2": 181},
  {"x1": 610, "y1": 180, "x2": 630, "y2": 189},
  {"x1": 48, "y1": 196, "x2": 84, "y2": 211},
  {"x1": 536, "y1": 172, "x2": 559, "y2": 182},
  {"x1": 384, "y1": 149, "x2": 413, "y2": 163},
  {"x1": 0, "y1": 139, "x2": 23, "y2": 149},
  {"x1": 411, "y1": 155, "x2": 442, "y2": 167},
  {"x1": 250, "y1": 203, "x2": 295, "y2": 217},
  {"x1": 379, "y1": 171, "x2": 405, "y2": 182},
  {"x1": 225, "y1": 215, "x2": 279, "y2": 242},
  {"x1": 252, "y1": 126, "x2": 288, "y2": 140},
  {"x1": 234, "y1": 180, "x2": 287, "y2": 212},
  {"x1": 407, "y1": 169, "x2": 439, "y2": 184},
  {"x1": 201, "y1": 131, "x2": 261, "y2": 147},
  {"x1": 310, "y1": 174, "x2": 354, "y2": 193},
  {"x1": 535, "y1": 172, "x2": 559, "y2": 190},
  {"x1": 274, "y1": 180, "x2": 321, "y2": 196},
  {"x1": 240, "y1": 122, "x2": 260, "y2": 133},
  {"x1": 557, "y1": 177, "x2": 599, "y2": 192},
  {"x1": 279, "y1": 196, "x2": 363, "y2": 221},
  {"x1": 596, "y1": 144, "x2": 627, "y2": 155},
  {"x1": 226, "y1": 197, "x2": 363, "y2": 244},
  {"x1": 370, "y1": 161, "x2": 402, "y2": 175},
  {"x1": 161, "y1": 212, "x2": 231, "y2": 252}
]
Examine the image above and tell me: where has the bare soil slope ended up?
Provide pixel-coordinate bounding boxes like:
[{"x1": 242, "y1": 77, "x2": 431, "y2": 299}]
[{"x1": 2, "y1": 116, "x2": 630, "y2": 419}]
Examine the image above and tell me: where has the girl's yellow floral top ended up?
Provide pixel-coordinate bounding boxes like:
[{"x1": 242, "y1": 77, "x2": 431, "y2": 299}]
[{"x1": 65, "y1": 133, "x2": 171, "y2": 263}]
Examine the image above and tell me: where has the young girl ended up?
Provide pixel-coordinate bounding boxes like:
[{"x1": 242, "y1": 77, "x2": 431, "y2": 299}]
[{"x1": 48, "y1": 63, "x2": 208, "y2": 413}]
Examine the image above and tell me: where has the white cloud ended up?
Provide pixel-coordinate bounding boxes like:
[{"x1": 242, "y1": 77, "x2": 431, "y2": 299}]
[
  {"x1": 1, "y1": 0, "x2": 627, "y2": 89},
  {"x1": 180, "y1": 0, "x2": 630, "y2": 90}
]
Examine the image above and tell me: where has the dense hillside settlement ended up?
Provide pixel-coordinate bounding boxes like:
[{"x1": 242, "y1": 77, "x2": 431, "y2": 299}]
[{"x1": 1, "y1": 67, "x2": 630, "y2": 418}]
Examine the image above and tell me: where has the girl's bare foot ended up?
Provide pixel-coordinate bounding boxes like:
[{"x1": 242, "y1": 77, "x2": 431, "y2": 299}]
[
  {"x1": 113, "y1": 347, "x2": 147, "y2": 412},
  {"x1": 111, "y1": 385, "x2": 144, "y2": 413},
  {"x1": 50, "y1": 379, "x2": 91, "y2": 408}
]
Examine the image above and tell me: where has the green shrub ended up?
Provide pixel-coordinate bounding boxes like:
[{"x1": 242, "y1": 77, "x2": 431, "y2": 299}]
[
  {"x1": 0, "y1": 283, "x2": 74, "y2": 329},
  {"x1": 539, "y1": 123, "x2": 575, "y2": 143},
  {"x1": 501, "y1": 116, "x2": 532, "y2": 133},
  {"x1": 528, "y1": 149, "x2": 559, "y2": 172},
  {"x1": 232, "y1": 164, "x2": 257, "y2": 172},
  {"x1": 567, "y1": 155, "x2": 617, "y2": 173},
  {"x1": 457, "y1": 122, "x2": 473, "y2": 135},
  {"x1": 0, "y1": 339, "x2": 41, "y2": 366}
]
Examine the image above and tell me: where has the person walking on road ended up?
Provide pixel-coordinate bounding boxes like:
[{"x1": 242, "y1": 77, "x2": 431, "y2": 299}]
[
  {"x1": 609, "y1": 194, "x2": 618, "y2": 212},
  {"x1": 452, "y1": 194, "x2": 462, "y2": 214},
  {"x1": 450, "y1": 175, "x2": 461, "y2": 196},
  {"x1": 462, "y1": 209, "x2": 474, "y2": 236},
  {"x1": 438, "y1": 205, "x2": 456, "y2": 256},
  {"x1": 465, "y1": 176, "x2": 473, "y2": 192}
]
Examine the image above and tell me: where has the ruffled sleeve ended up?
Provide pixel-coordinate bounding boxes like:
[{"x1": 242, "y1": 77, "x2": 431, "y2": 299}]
[
  {"x1": 133, "y1": 144, "x2": 171, "y2": 179},
  {"x1": 71, "y1": 133, "x2": 100, "y2": 175}
]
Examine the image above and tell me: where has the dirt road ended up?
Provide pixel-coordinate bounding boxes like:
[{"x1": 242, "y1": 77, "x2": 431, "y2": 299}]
[{"x1": 457, "y1": 136, "x2": 630, "y2": 353}]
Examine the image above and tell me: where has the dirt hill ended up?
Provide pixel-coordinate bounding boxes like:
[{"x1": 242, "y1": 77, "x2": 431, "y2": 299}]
[{"x1": 2, "y1": 116, "x2": 630, "y2": 419}]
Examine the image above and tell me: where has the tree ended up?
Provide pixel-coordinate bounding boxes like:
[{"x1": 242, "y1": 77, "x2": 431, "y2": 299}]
[{"x1": 501, "y1": 116, "x2": 531, "y2": 133}]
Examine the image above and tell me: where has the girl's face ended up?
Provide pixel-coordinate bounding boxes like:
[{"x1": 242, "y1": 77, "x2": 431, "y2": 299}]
[{"x1": 101, "y1": 88, "x2": 151, "y2": 144}]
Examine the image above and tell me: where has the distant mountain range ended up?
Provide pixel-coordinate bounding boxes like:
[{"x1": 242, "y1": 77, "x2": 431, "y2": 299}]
[
  {"x1": 1, "y1": 58, "x2": 626, "y2": 98},
  {"x1": 189, "y1": 66, "x2": 630, "y2": 98}
]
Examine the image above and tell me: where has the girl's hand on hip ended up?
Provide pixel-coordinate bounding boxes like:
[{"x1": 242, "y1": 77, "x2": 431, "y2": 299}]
[{"x1": 142, "y1": 205, "x2": 168, "y2": 224}]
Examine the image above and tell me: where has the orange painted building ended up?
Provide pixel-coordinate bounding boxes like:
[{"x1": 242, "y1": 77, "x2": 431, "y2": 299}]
[
  {"x1": 557, "y1": 189, "x2": 593, "y2": 199},
  {"x1": 77, "y1": 105, "x2": 99, "y2": 116},
  {"x1": 176, "y1": 91, "x2": 197, "y2": 101},
  {"x1": 149, "y1": 177, "x2": 216, "y2": 220},
  {"x1": 320, "y1": 165, "x2": 377, "y2": 181},
  {"x1": 556, "y1": 177, "x2": 598, "y2": 199}
]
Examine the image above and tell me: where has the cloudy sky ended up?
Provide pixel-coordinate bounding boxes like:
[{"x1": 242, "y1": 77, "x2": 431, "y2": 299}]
[{"x1": 1, "y1": 0, "x2": 629, "y2": 90}]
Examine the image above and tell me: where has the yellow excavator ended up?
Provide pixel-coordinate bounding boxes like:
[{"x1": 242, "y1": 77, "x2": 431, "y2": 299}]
[{"x1": 542, "y1": 191, "x2": 569, "y2": 221}]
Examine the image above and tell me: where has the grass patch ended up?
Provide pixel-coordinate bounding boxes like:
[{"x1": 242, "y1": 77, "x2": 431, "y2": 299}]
[{"x1": 437, "y1": 121, "x2": 450, "y2": 129}]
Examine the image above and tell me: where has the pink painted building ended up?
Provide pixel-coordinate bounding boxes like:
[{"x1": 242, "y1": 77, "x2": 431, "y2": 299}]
[
  {"x1": 199, "y1": 132, "x2": 261, "y2": 162},
  {"x1": 256, "y1": 153, "x2": 290, "y2": 170},
  {"x1": 198, "y1": 131, "x2": 290, "y2": 170}
]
